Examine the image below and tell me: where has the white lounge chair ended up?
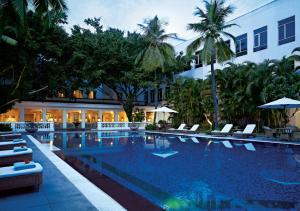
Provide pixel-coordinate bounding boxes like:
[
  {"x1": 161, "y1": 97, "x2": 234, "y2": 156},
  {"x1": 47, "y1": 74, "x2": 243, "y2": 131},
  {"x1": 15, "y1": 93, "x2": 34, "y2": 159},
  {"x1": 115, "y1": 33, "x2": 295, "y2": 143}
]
[
  {"x1": 0, "y1": 140, "x2": 26, "y2": 151},
  {"x1": 168, "y1": 124, "x2": 186, "y2": 131},
  {"x1": 233, "y1": 124, "x2": 256, "y2": 138},
  {"x1": 181, "y1": 124, "x2": 200, "y2": 133},
  {"x1": 0, "y1": 162, "x2": 43, "y2": 191},
  {"x1": 211, "y1": 124, "x2": 233, "y2": 136},
  {"x1": 0, "y1": 147, "x2": 33, "y2": 167}
]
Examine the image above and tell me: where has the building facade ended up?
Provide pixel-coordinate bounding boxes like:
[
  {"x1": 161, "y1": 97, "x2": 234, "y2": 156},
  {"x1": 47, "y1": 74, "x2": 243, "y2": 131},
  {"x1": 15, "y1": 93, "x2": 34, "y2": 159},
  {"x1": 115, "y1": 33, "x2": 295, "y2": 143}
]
[{"x1": 176, "y1": 0, "x2": 299, "y2": 79}]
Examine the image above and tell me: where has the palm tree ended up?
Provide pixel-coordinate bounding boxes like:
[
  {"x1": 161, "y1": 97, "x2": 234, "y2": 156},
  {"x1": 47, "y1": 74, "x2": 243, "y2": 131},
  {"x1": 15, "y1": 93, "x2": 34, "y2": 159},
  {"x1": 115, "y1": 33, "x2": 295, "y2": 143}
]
[
  {"x1": 186, "y1": 0, "x2": 236, "y2": 129},
  {"x1": 135, "y1": 16, "x2": 176, "y2": 123},
  {"x1": 0, "y1": 0, "x2": 67, "y2": 45}
]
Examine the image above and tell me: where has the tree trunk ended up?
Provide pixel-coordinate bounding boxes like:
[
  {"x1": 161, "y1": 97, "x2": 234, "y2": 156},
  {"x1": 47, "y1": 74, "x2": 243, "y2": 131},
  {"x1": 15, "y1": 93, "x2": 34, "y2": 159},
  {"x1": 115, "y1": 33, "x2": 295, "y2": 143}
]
[
  {"x1": 153, "y1": 69, "x2": 158, "y2": 124},
  {"x1": 210, "y1": 58, "x2": 219, "y2": 129}
]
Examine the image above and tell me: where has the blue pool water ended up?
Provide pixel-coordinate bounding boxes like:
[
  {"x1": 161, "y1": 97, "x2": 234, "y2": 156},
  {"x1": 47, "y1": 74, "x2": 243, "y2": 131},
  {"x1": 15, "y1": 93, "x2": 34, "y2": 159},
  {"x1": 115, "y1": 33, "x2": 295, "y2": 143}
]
[{"x1": 36, "y1": 131, "x2": 300, "y2": 210}]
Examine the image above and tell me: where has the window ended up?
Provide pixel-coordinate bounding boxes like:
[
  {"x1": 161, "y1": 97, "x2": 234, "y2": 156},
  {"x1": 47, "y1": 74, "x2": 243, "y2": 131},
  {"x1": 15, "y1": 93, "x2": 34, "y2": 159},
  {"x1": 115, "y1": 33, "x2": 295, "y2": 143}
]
[
  {"x1": 73, "y1": 90, "x2": 83, "y2": 98},
  {"x1": 254, "y1": 26, "x2": 267, "y2": 52},
  {"x1": 235, "y1": 33, "x2": 247, "y2": 57},
  {"x1": 88, "y1": 91, "x2": 94, "y2": 99},
  {"x1": 195, "y1": 51, "x2": 203, "y2": 68},
  {"x1": 144, "y1": 91, "x2": 148, "y2": 103},
  {"x1": 150, "y1": 90, "x2": 155, "y2": 103},
  {"x1": 158, "y1": 88, "x2": 163, "y2": 101},
  {"x1": 278, "y1": 16, "x2": 295, "y2": 45},
  {"x1": 165, "y1": 87, "x2": 170, "y2": 99},
  {"x1": 225, "y1": 40, "x2": 230, "y2": 48}
]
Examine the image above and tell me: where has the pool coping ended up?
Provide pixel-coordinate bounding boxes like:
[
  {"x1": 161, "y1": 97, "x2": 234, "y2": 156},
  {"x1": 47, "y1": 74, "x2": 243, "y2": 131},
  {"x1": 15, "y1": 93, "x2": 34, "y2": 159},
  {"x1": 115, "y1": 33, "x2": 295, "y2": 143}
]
[
  {"x1": 27, "y1": 135, "x2": 126, "y2": 211},
  {"x1": 145, "y1": 131, "x2": 300, "y2": 146}
]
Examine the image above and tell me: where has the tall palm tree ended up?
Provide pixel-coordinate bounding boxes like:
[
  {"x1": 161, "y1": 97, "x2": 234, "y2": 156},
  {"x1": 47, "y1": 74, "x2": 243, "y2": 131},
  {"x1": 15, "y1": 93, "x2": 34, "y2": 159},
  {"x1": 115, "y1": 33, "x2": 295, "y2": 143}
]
[
  {"x1": 0, "y1": 0, "x2": 67, "y2": 45},
  {"x1": 135, "y1": 16, "x2": 176, "y2": 123},
  {"x1": 187, "y1": 0, "x2": 236, "y2": 129}
]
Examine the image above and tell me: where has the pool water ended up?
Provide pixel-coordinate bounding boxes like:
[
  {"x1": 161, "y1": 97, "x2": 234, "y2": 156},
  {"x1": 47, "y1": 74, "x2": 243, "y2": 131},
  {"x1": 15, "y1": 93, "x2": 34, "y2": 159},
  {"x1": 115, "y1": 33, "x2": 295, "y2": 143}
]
[{"x1": 36, "y1": 131, "x2": 300, "y2": 210}]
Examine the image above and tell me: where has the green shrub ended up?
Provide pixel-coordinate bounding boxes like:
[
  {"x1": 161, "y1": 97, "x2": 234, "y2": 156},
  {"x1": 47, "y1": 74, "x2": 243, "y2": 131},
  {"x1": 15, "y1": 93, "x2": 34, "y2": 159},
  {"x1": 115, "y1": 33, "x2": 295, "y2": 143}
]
[
  {"x1": 0, "y1": 124, "x2": 12, "y2": 131},
  {"x1": 145, "y1": 124, "x2": 157, "y2": 130}
]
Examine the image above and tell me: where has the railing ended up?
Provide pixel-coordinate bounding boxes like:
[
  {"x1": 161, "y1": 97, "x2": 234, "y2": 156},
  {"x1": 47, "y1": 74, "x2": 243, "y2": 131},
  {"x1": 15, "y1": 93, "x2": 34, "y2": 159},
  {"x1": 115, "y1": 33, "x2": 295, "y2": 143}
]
[
  {"x1": 97, "y1": 122, "x2": 149, "y2": 130},
  {"x1": 0, "y1": 122, "x2": 54, "y2": 132}
]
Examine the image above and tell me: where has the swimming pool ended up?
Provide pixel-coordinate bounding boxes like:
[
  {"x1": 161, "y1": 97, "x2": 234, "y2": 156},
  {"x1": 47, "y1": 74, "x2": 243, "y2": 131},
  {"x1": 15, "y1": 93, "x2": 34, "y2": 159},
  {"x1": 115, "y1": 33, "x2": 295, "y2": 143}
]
[{"x1": 35, "y1": 131, "x2": 300, "y2": 210}]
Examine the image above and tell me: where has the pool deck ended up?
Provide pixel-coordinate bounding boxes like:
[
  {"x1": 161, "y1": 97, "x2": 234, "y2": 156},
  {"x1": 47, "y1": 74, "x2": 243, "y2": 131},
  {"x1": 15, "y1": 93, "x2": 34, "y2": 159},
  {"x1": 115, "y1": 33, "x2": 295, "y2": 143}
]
[
  {"x1": 145, "y1": 131, "x2": 300, "y2": 146},
  {"x1": 0, "y1": 134, "x2": 126, "y2": 211}
]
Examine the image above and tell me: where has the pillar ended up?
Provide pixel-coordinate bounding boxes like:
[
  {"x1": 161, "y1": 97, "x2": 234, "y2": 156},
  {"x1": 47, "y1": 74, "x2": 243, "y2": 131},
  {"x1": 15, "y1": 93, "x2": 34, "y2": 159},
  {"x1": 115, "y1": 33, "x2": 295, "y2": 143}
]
[
  {"x1": 114, "y1": 110, "x2": 118, "y2": 122},
  {"x1": 19, "y1": 107, "x2": 25, "y2": 122},
  {"x1": 63, "y1": 109, "x2": 67, "y2": 129},
  {"x1": 81, "y1": 109, "x2": 86, "y2": 129},
  {"x1": 42, "y1": 108, "x2": 47, "y2": 122},
  {"x1": 98, "y1": 110, "x2": 103, "y2": 122}
]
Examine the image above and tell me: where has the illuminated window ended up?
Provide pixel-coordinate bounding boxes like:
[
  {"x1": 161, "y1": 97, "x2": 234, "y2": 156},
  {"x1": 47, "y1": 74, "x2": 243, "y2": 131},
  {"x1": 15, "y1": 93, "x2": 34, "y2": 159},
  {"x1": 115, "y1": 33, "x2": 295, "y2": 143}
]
[
  {"x1": 58, "y1": 91, "x2": 64, "y2": 98},
  {"x1": 73, "y1": 90, "x2": 83, "y2": 98},
  {"x1": 88, "y1": 91, "x2": 94, "y2": 99}
]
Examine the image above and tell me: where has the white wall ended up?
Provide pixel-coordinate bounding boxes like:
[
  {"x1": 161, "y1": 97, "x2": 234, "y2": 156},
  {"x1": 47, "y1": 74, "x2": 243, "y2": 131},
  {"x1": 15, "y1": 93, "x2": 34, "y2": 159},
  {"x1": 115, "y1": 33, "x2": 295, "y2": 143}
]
[{"x1": 176, "y1": 0, "x2": 300, "y2": 79}]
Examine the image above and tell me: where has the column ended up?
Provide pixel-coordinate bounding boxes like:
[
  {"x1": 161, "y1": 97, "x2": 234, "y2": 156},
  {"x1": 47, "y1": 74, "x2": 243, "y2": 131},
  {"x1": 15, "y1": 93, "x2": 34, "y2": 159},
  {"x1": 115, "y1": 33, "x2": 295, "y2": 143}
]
[
  {"x1": 19, "y1": 107, "x2": 25, "y2": 122},
  {"x1": 63, "y1": 109, "x2": 67, "y2": 129},
  {"x1": 42, "y1": 108, "x2": 47, "y2": 122},
  {"x1": 98, "y1": 110, "x2": 103, "y2": 122},
  {"x1": 114, "y1": 110, "x2": 118, "y2": 122},
  {"x1": 81, "y1": 109, "x2": 86, "y2": 129}
]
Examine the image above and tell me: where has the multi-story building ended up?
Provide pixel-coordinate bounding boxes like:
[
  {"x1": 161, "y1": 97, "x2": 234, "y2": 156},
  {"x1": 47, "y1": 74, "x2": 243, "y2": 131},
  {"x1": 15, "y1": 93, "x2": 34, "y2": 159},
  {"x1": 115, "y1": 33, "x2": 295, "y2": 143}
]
[
  {"x1": 176, "y1": 0, "x2": 299, "y2": 79},
  {"x1": 0, "y1": 0, "x2": 299, "y2": 129}
]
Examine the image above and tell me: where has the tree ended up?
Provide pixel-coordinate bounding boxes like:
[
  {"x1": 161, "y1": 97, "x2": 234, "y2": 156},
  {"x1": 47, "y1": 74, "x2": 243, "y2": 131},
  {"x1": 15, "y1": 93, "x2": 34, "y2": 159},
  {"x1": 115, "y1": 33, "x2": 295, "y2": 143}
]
[
  {"x1": 135, "y1": 16, "x2": 176, "y2": 123},
  {"x1": 0, "y1": 0, "x2": 67, "y2": 45},
  {"x1": 186, "y1": 0, "x2": 236, "y2": 129}
]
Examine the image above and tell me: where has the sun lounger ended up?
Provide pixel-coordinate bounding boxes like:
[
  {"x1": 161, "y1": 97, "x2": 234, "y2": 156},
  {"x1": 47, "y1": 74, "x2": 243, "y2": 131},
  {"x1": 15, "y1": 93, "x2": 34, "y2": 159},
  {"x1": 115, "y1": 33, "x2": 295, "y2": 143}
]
[
  {"x1": 168, "y1": 124, "x2": 186, "y2": 131},
  {"x1": 0, "y1": 162, "x2": 43, "y2": 191},
  {"x1": 0, "y1": 147, "x2": 32, "y2": 167},
  {"x1": 180, "y1": 124, "x2": 200, "y2": 133},
  {"x1": 211, "y1": 124, "x2": 233, "y2": 136},
  {"x1": 0, "y1": 133, "x2": 22, "y2": 140},
  {"x1": 0, "y1": 140, "x2": 26, "y2": 150},
  {"x1": 233, "y1": 124, "x2": 256, "y2": 138}
]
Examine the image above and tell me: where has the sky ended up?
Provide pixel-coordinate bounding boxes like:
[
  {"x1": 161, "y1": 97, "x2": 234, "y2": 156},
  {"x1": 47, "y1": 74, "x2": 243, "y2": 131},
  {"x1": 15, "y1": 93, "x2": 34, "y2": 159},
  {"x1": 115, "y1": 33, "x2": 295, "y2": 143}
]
[{"x1": 65, "y1": 0, "x2": 274, "y2": 39}]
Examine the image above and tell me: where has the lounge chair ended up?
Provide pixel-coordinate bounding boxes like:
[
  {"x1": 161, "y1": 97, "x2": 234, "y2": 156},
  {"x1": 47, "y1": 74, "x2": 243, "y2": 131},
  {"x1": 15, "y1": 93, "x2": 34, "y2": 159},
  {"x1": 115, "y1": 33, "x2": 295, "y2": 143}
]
[
  {"x1": 168, "y1": 124, "x2": 186, "y2": 132},
  {"x1": 0, "y1": 133, "x2": 22, "y2": 141},
  {"x1": 233, "y1": 124, "x2": 256, "y2": 138},
  {"x1": 0, "y1": 140, "x2": 26, "y2": 151},
  {"x1": 180, "y1": 124, "x2": 200, "y2": 133},
  {"x1": 0, "y1": 147, "x2": 32, "y2": 167},
  {"x1": 211, "y1": 124, "x2": 233, "y2": 136},
  {"x1": 0, "y1": 162, "x2": 43, "y2": 191}
]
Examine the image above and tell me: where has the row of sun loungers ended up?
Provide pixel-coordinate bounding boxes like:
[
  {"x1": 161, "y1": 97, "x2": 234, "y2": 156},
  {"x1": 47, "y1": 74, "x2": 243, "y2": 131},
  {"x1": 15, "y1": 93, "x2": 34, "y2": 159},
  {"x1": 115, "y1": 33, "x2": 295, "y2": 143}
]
[
  {"x1": 0, "y1": 133, "x2": 43, "y2": 192},
  {"x1": 168, "y1": 123, "x2": 256, "y2": 138}
]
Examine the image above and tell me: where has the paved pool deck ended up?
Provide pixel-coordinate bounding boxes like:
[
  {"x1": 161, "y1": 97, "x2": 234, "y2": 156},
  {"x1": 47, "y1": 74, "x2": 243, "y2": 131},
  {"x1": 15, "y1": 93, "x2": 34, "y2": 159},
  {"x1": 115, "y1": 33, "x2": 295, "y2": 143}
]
[
  {"x1": 0, "y1": 135, "x2": 126, "y2": 211},
  {"x1": 145, "y1": 131, "x2": 300, "y2": 146}
]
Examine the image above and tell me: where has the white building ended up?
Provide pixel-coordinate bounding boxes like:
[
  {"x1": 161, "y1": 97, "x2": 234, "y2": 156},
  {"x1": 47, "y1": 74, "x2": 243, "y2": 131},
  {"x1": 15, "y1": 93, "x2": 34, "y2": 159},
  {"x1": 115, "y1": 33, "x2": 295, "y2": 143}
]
[
  {"x1": 1, "y1": 0, "x2": 299, "y2": 130},
  {"x1": 176, "y1": 0, "x2": 299, "y2": 79}
]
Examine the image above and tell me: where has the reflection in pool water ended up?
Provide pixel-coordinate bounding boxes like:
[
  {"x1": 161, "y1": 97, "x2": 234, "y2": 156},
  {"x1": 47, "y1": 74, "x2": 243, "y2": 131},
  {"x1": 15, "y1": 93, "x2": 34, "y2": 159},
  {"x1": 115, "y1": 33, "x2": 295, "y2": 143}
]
[{"x1": 35, "y1": 131, "x2": 300, "y2": 210}]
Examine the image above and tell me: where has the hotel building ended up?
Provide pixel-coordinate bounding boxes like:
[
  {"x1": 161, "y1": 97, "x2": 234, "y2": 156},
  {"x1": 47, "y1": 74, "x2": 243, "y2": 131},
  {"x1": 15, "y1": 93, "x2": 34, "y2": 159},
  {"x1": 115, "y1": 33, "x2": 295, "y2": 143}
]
[{"x1": 0, "y1": 0, "x2": 299, "y2": 129}]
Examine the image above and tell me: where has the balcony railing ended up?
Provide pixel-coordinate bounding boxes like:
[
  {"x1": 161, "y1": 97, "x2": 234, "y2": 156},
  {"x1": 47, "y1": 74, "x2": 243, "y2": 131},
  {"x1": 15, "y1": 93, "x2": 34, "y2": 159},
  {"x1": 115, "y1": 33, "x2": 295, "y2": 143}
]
[
  {"x1": 97, "y1": 122, "x2": 149, "y2": 130},
  {"x1": 0, "y1": 122, "x2": 54, "y2": 132}
]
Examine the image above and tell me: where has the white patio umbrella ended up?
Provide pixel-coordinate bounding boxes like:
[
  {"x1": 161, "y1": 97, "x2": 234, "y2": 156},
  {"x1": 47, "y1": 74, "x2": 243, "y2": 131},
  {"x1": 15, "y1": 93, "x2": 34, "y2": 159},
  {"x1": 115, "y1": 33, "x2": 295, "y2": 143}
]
[
  {"x1": 258, "y1": 97, "x2": 300, "y2": 109},
  {"x1": 258, "y1": 97, "x2": 300, "y2": 127},
  {"x1": 151, "y1": 106, "x2": 178, "y2": 122}
]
